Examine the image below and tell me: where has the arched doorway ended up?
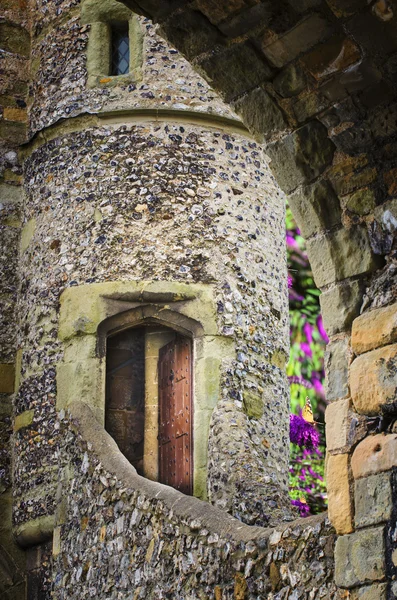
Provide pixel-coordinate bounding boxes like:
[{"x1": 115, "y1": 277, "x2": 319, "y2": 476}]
[{"x1": 105, "y1": 324, "x2": 193, "y2": 495}]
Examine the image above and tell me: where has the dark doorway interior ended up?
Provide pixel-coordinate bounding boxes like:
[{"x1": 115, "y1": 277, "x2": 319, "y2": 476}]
[{"x1": 105, "y1": 327, "x2": 145, "y2": 474}]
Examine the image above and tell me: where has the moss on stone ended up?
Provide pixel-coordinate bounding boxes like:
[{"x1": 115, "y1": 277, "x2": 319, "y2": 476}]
[
  {"x1": 0, "y1": 363, "x2": 15, "y2": 393},
  {"x1": 20, "y1": 218, "x2": 36, "y2": 253},
  {"x1": 14, "y1": 409, "x2": 34, "y2": 432},
  {"x1": 242, "y1": 390, "x2": 263, "y2": 419}
]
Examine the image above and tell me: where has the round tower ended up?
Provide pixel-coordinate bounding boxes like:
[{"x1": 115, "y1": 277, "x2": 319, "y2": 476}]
[{"x1": 14, "y1": 0, "x2": 292, "y2": 551}]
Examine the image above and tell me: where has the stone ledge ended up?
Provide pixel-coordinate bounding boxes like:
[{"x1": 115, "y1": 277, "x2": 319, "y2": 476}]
[
  {"x1": 68, "y1": 400, "x2": 269, "y2": 544},
  {"x1": 67, "y1": 400, "x2": 329, "y2": 545}
]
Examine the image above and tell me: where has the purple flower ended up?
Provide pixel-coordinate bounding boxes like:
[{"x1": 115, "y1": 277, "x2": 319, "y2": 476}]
[
  {"x1": 303, "y1": 321, "x2": 313, "y2": 344},
  {"x1": 300, "y1": 342, "x2": 312, "y2": 358},
  {"x1": 288, "y1": 375, "x2": 313, "y2": 389},
  {"x1": 316, "y1": 315, "x2": 329, "y2": 343},
  {"x1": 287, "y1": 274, "x2": 293, "y2": 288},
  {"x1": 289, "y1": 289, "x2": 304, "y2": 302},
  {"x1": 312, "y1": 377, "x2": 325, "y2": 399},
  {"x1": 286, "y1": 234, "x2": 299, "y2": 250},
  {"x1": 290, "y1": 413, "x2": 320, "y2": 451},
  {"x1": 291, "y1": 499, "x2": 310, "y2": 517}
]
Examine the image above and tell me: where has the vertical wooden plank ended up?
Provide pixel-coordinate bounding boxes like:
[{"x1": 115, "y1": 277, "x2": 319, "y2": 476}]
[{"x1": 158, "y1": 335, "x2": 192, "y2": 495}]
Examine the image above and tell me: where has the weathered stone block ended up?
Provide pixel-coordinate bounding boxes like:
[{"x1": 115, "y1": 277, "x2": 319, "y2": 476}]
[
  {"x1": 194, "y1": 0, "x2": 260, "y2": 25},
  {"x1": 350, "y1": 583, "x2": 387, "y2": 600},
  {"x1": 0, "y1": 183, "x2": 22, "y2": 204},
  {"x1": 272, "y1": 64, "x2": 307, "y2": 98},
  {"x1": 324, "y1": 337, "x2": 351, "y2": 402},
  {"x1": 217, "y1": 4, "x2": 276, "y2": 38},
  {"x1": 199, "y1": 43, "x2": 273, "y2": 101},
  {"x1": 3, "y1": 107, "x2": 27, "y2": 122},
  {"x1": 161, "y1": 9, "x2": 223, "y2": 61},
  {"x1": 267, "y1": 121, "x2": 335, "y2": 193},
  {"x1": 306, "y1": 226, "x2": 376, "y2": 288},
  {"x1": 302, "y1": 35, "x2": 361, "y2": 80},
  {"x1": 0, "y1": 22, "x2": 30, "y2": 56},
  {"x1": 81, "y1": 0, "x2": 132, "y2": 22},
  {"x1": 330, "y1": 167, "x2": 377, "y2": 197},
  {"x1": 374, "y1": 198, "x2": 397, "y2": 234},
  {"x1": 326, "y1": 0, "x2": 363, "y2": 17},
  {"x1": 233, "y1": 87, "x2": 286, "y2": 141},
  {"x1": 343, "y1": 188, "x2": 376, "y2": 216},
  {"x1": 384, "y1": 168, "x2": 397, "y2": 196},
  {"x1": 325, "y1": 398, "x2": 350, "y2": 452},
  {"x1": 288, "y1": 179, "x2": 341, "y2": 239},
  {"x1": 335, "y1": 527, "x2": 385, "y2": 588},
  {"x1": 350, "y1": 343, "x2": 397, "y2": 415},
  {"x1": 326, "y1": 453, "x2": 353, "y2": 534},
  {"x1": 347, "y1": 10, "x2": 397, "y2": 57},
  {"x1": 293, "y1": 90, "x2": 329, "y2": 123},
  {"x1": 259, "y1": 14, "x2": 332, "y2": 68},
  {"x1": 339, "y1": 60, "x2": 382, "y2": 96},
  {"x1": 355, "y1": 472, "x2": 392, "y2": 528},
  {"x1": 352, "y1": 304, "x2": 397, "y2": 355},
  {"x1": 20, "y1": 218, "x2": 36, "y2": 253},
  {"x1": 320, "y1": 278, "x2": 364, "y2": 336},
  {"x1": 352, "y1": 433, "x2": 397, "y2": 479}
]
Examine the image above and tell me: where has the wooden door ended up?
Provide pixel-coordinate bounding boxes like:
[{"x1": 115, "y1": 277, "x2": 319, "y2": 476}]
[{"x1": 158, "y1": 335, "x2": 192, "y2": 495}]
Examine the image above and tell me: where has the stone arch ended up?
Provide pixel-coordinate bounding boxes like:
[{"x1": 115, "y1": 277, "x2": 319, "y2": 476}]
[
  {"x1": 97, "y1": 304, "x2": 204, "y2": 358},
  {"x1": 118, "y1": 0, "x2": 395, "y2": 306},
  {"x1": 112, "y1": 3, "x2": 397, "y2": 596}
]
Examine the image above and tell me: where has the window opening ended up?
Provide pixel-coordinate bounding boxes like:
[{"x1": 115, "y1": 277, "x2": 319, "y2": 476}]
[
  {"x1": 105, "y1": 325, "x2": 193, "y2": 495},
  {"x1": 111, "y1": 23, "x2": 130, "y2": 76}
]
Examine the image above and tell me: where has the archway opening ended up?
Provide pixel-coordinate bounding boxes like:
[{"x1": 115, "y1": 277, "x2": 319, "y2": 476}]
[
  {"x1": 105, "y1": 324, "x2": 193, "y2": 495},
  {"x1": 287, "y1": 205, "x2": 328, "y2": 516}
]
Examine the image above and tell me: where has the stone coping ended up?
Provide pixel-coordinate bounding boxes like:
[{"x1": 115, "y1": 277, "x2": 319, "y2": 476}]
[{"x1": 67, "y1": 400, "x2": 328, "y2": 545}]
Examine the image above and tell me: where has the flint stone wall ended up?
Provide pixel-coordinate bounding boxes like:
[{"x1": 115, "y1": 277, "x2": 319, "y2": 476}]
[
  {"x1": 52, "y1": 402, "x2": 337, "y2": 600},
  {"x1": 28, "y1": 6, "x2": 236, "y2": 136},
  {"x1": 16, "y1": 119, "x2": 291, "y2": 530}
]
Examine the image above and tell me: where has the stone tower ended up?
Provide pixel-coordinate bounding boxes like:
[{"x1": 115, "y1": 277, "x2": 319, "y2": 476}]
[{"x1": 0, "y1": 0, "x2": 300, "y2": 596}]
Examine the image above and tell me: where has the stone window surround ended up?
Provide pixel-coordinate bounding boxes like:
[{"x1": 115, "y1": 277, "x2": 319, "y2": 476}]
[
  {"x1": 57, "y1": 280, "x2": 234, "y2": 500},
  {"x1": 81, "y1": 0, "x2": 143, "y2": 88}
]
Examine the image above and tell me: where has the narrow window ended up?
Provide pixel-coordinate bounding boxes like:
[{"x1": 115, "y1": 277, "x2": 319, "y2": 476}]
[{"x1": 111, "y1": 23, "x2": 130, "y2": 76}]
